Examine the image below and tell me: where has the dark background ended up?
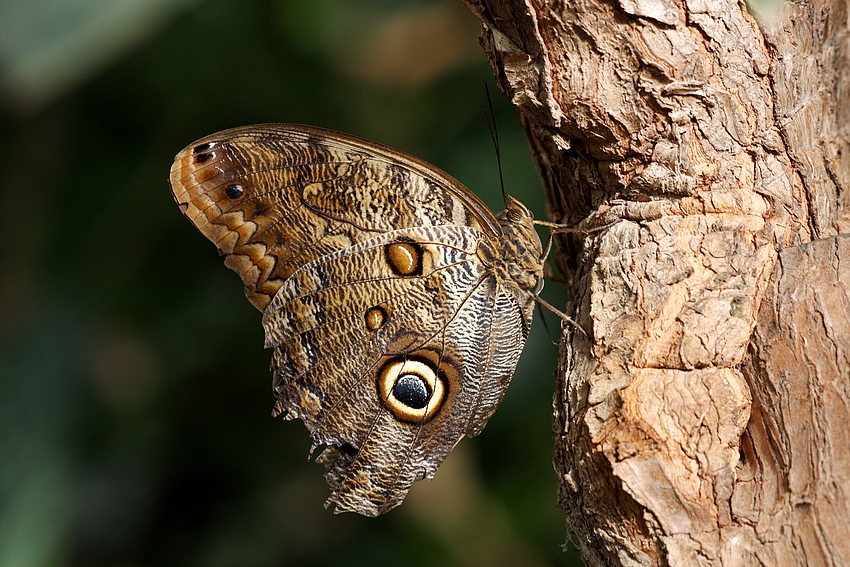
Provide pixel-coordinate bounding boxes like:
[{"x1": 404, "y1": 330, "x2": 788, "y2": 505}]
[{"x1": 0, "y1": 0, "x2": 580, "y2": 565}]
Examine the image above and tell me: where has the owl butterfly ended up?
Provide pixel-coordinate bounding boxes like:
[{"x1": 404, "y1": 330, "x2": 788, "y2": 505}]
[{"x1": 170, "y1": 124, "x2": 547, "y2": 516}]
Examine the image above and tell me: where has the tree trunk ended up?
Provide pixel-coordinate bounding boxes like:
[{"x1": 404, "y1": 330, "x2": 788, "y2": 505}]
[{"x1": 461, "y1": 0, "x2": 850, "y2": 565}]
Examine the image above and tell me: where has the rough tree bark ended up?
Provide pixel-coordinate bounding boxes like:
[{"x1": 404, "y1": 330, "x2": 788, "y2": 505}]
[{"x1": 461, "y1": 0, "x2": 850, "y2": 565}]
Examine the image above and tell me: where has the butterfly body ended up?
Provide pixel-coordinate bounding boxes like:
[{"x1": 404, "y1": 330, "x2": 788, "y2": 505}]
[{"x1": 170, "y1": 124, "x2": 543, "y2": 516}]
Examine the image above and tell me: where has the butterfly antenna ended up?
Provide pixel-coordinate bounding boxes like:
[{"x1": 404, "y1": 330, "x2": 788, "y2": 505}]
[{"x1": 484, "y1": 83, "x2": 508, "y2": 207}]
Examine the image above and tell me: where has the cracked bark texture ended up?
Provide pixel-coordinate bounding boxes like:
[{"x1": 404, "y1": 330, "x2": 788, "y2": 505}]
[{"x1": 461, "y1": 0, "x2": 850, "y2": 565}]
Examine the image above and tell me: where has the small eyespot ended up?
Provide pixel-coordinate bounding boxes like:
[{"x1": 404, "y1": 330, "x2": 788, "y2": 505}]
[
  {"x1": 194, "y1": 152, "x2": 212, "y2": 164},
  {"x1": 193, "y1": 143, "x2": 213, "y2": 154},
  {"x1": 385, "y1": 240, "x2": 423, "y2": 276},
  {"x1": 225, "y1": 183, "x2": 244, "y2": 199},
  {"x1": 365, "y1": 306, "x2": 388, "y2": 331}
]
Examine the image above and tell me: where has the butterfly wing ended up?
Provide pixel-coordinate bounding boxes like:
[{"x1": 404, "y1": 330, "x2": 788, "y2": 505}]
[
  {"x1": 170, "y1": 124, "x2": 501, "y2": 311},
  {"x1": 169, "y1": 124, "x2": 538, "y2": 515},
  {"x1": 263, "y1": 225, "x2": 534, "y2": 515}
]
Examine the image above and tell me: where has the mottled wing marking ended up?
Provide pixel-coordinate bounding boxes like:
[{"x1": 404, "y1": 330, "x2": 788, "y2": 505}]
[
  {"x1": 464, "y1": 285, "x2": 533, "y2": 436},
  {"x1": 338, "y1": 270, "x2": 533, "y2": 514},
  {"x1": 265, "y1": 226, "x2": 489, "y2": 431},
  {"x1": 262, "y1": 224, "x2": 535, "y2": 515},
  {"x1": 170, "y1": 125, "x2": 494, "y2": 310}
]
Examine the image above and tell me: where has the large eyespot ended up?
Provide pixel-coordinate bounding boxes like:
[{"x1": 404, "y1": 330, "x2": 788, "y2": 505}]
[{"x1": 377, "y1": 358, "x2": 446, "y2": 423}]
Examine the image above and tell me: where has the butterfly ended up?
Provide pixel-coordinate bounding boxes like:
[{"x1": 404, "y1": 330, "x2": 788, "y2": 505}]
[{"x1": 169, "y1": 124, "x2": 548, "y2": 516}]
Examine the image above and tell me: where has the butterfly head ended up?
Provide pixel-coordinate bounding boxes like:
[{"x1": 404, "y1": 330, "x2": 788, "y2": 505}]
[{"x1": 496, "y1": 197, "x2": 544, "y2": 292}]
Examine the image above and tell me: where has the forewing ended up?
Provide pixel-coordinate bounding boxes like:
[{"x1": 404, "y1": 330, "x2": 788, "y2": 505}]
[{"x1": 169, "y1": 124, "x2": 497, "y2": 310}]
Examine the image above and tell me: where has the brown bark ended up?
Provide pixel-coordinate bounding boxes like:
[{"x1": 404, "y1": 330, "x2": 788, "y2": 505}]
[{"x1": 461, "y1": 0, "x2": 850, "y2": 565}]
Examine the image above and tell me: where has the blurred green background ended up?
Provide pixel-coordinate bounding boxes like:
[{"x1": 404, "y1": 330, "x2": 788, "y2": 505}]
[{"x1": 0, "y1": 0, "x2": 580, "y2": 565}]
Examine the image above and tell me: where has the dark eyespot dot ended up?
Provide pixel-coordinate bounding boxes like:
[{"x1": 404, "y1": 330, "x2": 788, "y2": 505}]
[
  {"x1": 194, "y1": 152, "x2": 212, "y2": 164},
  {"x1": 225, "y1": 184, "x2": 244, "y2": 199},
  {"x1": 393, "y1": 374, "x2": 430, "y2": 409},
  {"x1": 193, "y1": 143, "x2": 213, "y2": 154}
]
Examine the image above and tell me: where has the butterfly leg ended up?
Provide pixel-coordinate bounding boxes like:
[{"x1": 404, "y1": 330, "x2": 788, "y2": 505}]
[{"x1": 531, "y1": 294, "x2": 589, "y2": 338}]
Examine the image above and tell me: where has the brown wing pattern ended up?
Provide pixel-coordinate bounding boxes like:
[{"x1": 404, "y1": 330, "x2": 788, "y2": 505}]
[
  {"x1": 169, "y1": 124, "x2": 543, "y2": 516},
  {"x1": 169, "y1": 124, "x2": 498, "y2": 311},
  {"x1": 262, "y1": 225, "x2": 532, "y2": 515}
]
